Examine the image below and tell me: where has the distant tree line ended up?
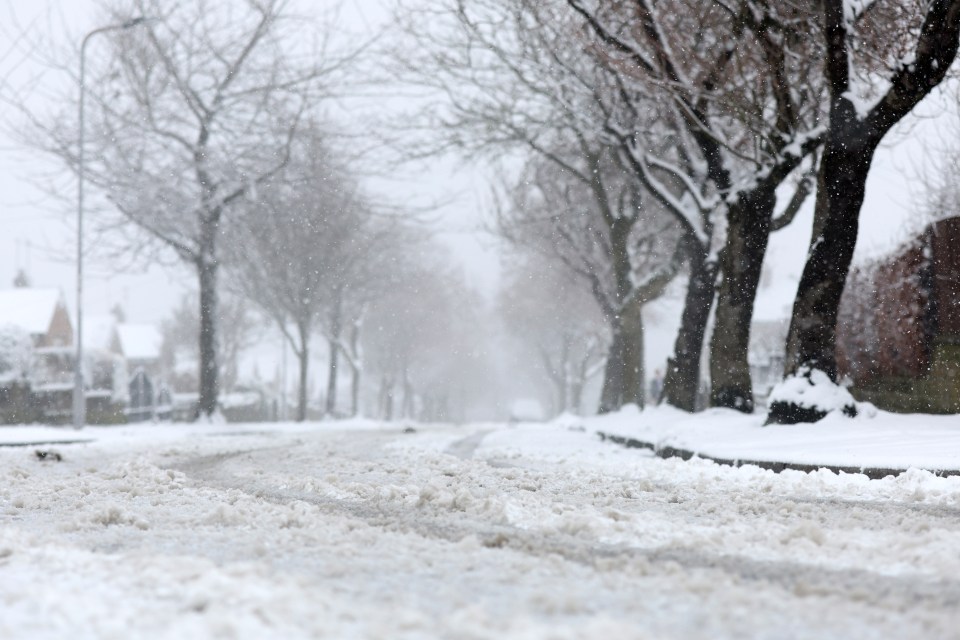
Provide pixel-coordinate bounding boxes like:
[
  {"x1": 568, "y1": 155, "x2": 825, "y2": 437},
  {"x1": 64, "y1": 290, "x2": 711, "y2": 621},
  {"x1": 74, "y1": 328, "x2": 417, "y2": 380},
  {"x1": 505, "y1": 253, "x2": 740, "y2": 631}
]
[{"x1": 32, "y1": 0, "x2": 504, "y2": 422}]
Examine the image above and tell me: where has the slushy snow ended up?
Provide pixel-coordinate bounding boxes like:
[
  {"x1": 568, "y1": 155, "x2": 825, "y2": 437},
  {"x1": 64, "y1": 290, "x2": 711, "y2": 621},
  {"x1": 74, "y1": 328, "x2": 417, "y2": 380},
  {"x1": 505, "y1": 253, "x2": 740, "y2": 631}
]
[{"x1": 1, "y1": 414, "x2": 960, "y2": 638}]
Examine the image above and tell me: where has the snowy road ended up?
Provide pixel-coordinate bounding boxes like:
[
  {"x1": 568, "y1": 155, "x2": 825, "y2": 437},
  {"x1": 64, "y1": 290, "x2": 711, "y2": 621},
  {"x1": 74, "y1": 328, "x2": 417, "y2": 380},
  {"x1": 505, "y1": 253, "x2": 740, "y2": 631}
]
[{"x1": 2, "y1": 421, "x2": 960, "y2": 638}]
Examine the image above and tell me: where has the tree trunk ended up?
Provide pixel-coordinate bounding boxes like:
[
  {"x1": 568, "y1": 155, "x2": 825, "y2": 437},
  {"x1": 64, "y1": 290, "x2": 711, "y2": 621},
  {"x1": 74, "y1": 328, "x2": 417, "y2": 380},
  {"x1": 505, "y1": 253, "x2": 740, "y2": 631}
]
[
  {"x1": 622, "y1": 302, "x2": 645, "y2": 409},
  {"x1": 401, "y1": 366, "x2": 414, "y2": 418},
  {"x1": 297, "y1": 343, "x2": 309, "y2": 422},
  {"x1": 349, "y1": 360, "x2": 360, "y2": 417},
  {"x1": 661, "y1": 241, "x2": 717, "y2": 411},
  {"x1": 537, "y1": 346, "x2": 565, "y2": 416},
  {"x1": 197, "y1": 221, "x2": 219, "y2": 419},
  {"x1": 325, "y1": 289, "x2": 342, "y2": 417},
  {"x1": 598, "y1": 323, "x2": 625, "y2": 414},
  {"x1": 570, "y1": 375, "x2": 584, "y2": 415},
  {"x1": 598, "y1": 301, "x2": 645, "y2": 413},
  {"x1": 767, "y1": 143, "x2": 872, "y2": 423},
  {"x1": 379, "y1": 376, "x2": 395, "y2": 420},
  {"x1": 598, "y1": 216, "x2": 647, "y2": 414},
  {"x1": 783, "y1": 143, "x2": 877, "y2": 380},
  {"x1": 709, "y1": 187, "x2": 778, "y2": 412},
  {"x1": 325, "y1": 335, "x2": 339, "y2": 416},
  {"x1": 557, "y1": 338, "x2": 570, "y2": 413},
  {"x1": 349, "y1": 323, "x2": 361, "y2": 416},
  {"x1": 768, "y1": 46, "x2": 880, "y2": 424}
]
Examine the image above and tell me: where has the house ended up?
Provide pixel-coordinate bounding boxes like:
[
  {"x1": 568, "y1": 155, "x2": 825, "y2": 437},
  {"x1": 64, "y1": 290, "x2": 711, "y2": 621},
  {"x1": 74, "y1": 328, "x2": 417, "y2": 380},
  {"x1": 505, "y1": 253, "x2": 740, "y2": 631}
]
[
  {"x1": 837, "y1": 216, "x2": 960, "y2": 413},
  {"x1": 114, "y1": 323, "x2": 163, "y2": 372},
  {"x1": 0, "y1": 288, "x2": 72, "y2": 347},
  {"x1": 0, "y1": 288, "x2": 76, "y2": 422},
  {"x1": 80, "y1": 314, "x2": 132, "y2": 423},
  {"x1": 85, "y1": 317, "x2": 167, "y2": 422},
  {"x1": 114, "y1": 323, "x2": 169, "y2": 421}
]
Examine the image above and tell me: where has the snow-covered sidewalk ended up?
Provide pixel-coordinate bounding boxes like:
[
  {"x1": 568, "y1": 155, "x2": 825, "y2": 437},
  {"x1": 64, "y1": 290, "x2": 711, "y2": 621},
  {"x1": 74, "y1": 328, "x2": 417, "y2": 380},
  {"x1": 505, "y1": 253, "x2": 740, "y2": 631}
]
[
  {"x1": 585, "y1": 405, "x2": 960, "y2": 475},
  {"x1": 2, "y1": 418, "x2": 960, "y2": 638}
]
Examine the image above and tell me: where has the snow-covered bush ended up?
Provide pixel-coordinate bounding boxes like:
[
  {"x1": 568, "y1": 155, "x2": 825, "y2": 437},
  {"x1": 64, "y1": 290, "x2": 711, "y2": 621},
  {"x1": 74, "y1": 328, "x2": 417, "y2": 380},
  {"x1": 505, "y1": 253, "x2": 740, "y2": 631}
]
[
  {"x1": 767, "y1": 367, "x2": 857, "y2": 424},
  {"x1": 0, "y1": 324, "x2": 34, "y2": 384}
]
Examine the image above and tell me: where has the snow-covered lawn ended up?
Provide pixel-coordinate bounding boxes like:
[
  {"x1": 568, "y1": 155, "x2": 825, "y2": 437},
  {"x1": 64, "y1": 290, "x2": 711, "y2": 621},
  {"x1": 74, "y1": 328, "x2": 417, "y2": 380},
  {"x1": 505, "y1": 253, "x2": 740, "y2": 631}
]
[{"x1": 2, "y1": 413, "x2": 960, "y2": 639}]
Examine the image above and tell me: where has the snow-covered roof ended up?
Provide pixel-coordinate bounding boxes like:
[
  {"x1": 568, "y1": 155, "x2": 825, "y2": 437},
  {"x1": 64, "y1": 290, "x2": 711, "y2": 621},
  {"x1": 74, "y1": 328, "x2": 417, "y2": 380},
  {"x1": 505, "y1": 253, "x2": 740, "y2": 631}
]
[
  {"x1": 0, "y1": 288, "x2": 64, "y2": 336},
  {"x1": 83, "y1": 314, "x2": 118, "y2": 352},
  {"x1": 116, "y1": 323, "x2": 162, "y2": 361}
]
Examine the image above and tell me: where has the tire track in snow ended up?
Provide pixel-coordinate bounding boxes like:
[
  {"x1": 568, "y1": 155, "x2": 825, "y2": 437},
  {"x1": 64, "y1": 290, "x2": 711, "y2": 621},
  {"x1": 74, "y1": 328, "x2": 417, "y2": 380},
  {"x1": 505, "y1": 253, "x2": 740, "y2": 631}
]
[
  {"x1": 443, "y1": 429, "x2": 494, "y2": 460},
  {"x1": 172, "y1": 433, "x2": 960, "y2": 616}
]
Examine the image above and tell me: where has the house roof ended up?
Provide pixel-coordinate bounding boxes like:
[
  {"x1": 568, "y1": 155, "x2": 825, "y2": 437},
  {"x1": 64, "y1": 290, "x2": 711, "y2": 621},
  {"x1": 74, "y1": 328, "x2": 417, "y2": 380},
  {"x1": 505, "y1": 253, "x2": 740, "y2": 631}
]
[
  {"x1": 116, "y1": 323, "x2": 162, "y2": 361},
  {"x1": 0, "y1": 288, "x2": 64, "y2": 336},
  {"x1": 83, "y1": 314, "x2": 118, "y2": 352}
]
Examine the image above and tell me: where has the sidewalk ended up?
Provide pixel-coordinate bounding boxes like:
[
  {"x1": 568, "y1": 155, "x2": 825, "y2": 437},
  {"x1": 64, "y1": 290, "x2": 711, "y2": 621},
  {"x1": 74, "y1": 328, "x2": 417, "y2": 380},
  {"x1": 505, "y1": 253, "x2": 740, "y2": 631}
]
[
  {"x1": 582, "y1": 404, "x2": 960, "y2": 478},
  {"x1": 0, "y1": 425, "x2": 96, "y2": 448}
]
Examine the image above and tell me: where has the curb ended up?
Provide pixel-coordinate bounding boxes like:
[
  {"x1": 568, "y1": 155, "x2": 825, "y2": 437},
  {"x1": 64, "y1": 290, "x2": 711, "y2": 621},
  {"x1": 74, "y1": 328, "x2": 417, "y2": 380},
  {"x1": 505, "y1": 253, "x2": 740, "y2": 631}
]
[
  {"x1": 0, "y1": 439, "x2": 94, "y2": 448},
  {"x1": 595, "y1": 431, "x2": 960, "y2": 480}
]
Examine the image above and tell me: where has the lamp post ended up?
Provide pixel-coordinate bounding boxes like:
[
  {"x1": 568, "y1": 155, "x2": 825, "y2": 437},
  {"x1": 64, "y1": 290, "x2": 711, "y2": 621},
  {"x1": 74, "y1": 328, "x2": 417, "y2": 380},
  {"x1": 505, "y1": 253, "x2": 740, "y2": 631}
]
[{"x1": 74, "y1": 17, "x2": 149, "y2": 430}]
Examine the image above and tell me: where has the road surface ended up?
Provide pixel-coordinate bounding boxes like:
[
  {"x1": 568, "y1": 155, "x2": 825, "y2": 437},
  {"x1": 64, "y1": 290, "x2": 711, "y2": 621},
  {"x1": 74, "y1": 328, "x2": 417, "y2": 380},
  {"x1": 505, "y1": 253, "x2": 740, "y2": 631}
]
[{"x1": 1, "y1": 423, "x2": 959, "y2": 638}]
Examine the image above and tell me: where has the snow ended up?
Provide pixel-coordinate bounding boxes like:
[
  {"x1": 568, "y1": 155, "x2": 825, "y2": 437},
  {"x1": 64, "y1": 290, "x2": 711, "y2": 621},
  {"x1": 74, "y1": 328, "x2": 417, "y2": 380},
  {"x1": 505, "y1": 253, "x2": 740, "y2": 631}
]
[
  {"x1": 116, "y1": 323, "x2": 162, "y2": 361},
  {"x1": 3, "y1": 412, "x2": 960, "y2": 638},
  {"x1": 588, "y1": 404, "x2": 960, "y2": 472},
  {"x1": 0, "y1": 325, "x2": 33, "y2": 383},
  {"x1": 841, "y1": 88, "x2": 886, "y2": 121},
  {"x1": 218, "y1": 391, "x2": 264, "y2": 410},
  {"x1": 619, "y1": 135, "x2": 710, "y2": 247},
  {"x1": 82, "y1": 314, "x2": 117, "y2": 352},
  {"x1": 0, "y1": 289, "x2": 62, "y2": 337},
  {"x1": 842, "y1": 0, "x2": 878, "y2": 24},
  {"x1": 508, "y1": 398, "x2": 544, "y2": 422},
  {"x1": 768, "y1": 368, "x2": 858, "y2": 415},
  {"x1": 779, "y1": 126, "x2": 827, "y2": 161}
]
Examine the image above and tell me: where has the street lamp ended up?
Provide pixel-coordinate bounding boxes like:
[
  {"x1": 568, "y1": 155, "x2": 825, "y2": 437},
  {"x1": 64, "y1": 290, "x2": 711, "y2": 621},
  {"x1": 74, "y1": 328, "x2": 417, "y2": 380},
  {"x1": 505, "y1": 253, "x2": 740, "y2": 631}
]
[{"x1": 74, "y1": 17, "x2": 150, "y2": 430}]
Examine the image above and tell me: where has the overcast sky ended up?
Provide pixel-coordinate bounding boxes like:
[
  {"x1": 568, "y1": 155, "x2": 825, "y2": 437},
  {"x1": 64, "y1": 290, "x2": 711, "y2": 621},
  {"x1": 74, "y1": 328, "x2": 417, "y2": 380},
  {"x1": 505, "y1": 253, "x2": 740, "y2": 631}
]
[{"x1": 0, "y1": 0, "x2": 955, "y2": 329}]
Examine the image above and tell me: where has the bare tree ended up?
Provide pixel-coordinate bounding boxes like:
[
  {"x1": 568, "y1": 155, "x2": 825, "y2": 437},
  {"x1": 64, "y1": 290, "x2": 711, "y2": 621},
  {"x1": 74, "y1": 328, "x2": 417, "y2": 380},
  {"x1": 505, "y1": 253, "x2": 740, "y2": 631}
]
[
  {"x1": 317, "y1": 212, "x2": 414, "y2": 419},
  {"x1": 35, "y1": 0, "x2": 356, "y2": 418},
  {"x1": 226, "y1": 126, "x2": 403, "y2": 421},
  {"x1": 567, "y1": 0, "x2": 826, "y2": 412},
  {"x1": 498, "y1": 252, "x2": 607, "y2": 415},
  {"x1": 395, "y1": 0, "x2": 825, "y2": 414},
  {"x1": 364, "y1": 257, "x2": 499, "y2": 423},
  {"x1": 393, "y1": 0, "x2": 686, "y2": 413},
  {"x1": 159, "y1": 292, "x2": 259, "y2": 397},
  {"x1": 227, "y1": 130, "x2": 350, "y2": 422},
  {"x1": 770, "y1": 0, "x2": 960, "y2": 423},
  {"x1": 497, "y1": 151, "x2": 683, "y2": 412}
]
